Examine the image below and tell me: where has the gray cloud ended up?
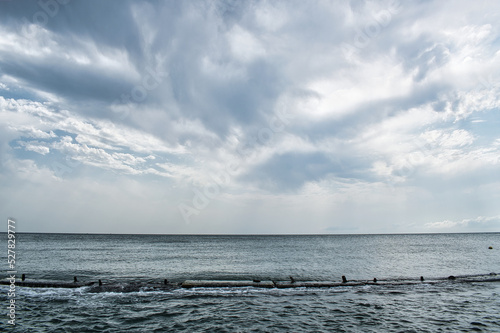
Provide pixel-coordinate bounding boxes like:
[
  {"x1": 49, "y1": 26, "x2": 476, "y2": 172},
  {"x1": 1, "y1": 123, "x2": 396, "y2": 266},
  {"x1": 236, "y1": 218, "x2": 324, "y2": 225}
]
[{"x1": 240, "y1": 152, "x2": 337, "y2": 191}]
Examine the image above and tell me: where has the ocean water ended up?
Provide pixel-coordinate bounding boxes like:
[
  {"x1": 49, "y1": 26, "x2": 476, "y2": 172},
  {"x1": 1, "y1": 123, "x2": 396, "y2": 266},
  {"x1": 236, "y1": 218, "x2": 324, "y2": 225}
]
[{"x1": 1, "y1": 233, "x2": 499, "y2": 332}]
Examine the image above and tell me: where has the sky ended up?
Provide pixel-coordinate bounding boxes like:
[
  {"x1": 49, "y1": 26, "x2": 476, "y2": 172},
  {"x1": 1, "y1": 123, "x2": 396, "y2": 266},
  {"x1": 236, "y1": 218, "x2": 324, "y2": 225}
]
[{"x1": 0, "y1": 0, "x2": 499, "y2": 234}]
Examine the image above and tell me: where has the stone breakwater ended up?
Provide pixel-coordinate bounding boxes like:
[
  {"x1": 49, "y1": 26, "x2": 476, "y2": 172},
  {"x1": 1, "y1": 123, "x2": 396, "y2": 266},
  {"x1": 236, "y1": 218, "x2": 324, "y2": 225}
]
[{"x1": 1, "y1": 273, "x2": 499, "y2": 292}]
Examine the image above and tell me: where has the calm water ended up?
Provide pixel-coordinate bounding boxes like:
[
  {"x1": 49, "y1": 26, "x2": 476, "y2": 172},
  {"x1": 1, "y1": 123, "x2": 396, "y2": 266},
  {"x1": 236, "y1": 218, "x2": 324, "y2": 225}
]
[{"x1": 1, "y1": 233, "x2": 499, "y2": 332}]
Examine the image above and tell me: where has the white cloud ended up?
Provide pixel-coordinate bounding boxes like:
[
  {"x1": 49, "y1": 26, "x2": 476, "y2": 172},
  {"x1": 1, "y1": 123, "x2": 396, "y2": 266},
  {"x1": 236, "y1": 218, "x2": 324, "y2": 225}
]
[
  {"x1": 425, "y1": 215, "x2": 500, "y2": 230},
  {"x1": 2, "y1": 158, "x2": 57, "y2": 183},
  {"x1": 420, "y1": 129, "x2": 474, "y2": 148},
  {"x1": 227, "y1": 25, "x2": 266, "y2": 63},
  {"x1": 1, "y1": 96, "x2": 186, "y2": 164},
  {"x1": 305, "y1": 58, "x2": 412, "y2": 120},
  {"x1": 75, "y1": 134, "x2": 117, "y2": 150},
  {"x1": 254, "y1": 2, "x2": 287, "y2": 32},
  {"x1": 0, "y1": 24, "x2": 139, "y2": 81},
  {"x1": 0, "y1": 96, "x2": 204, "y2": 183},
  {"x1": 49, "y1": 136, "x2": 148, "y2": 175},
  {"x1": 15, "y1": 126, "x2": 57, "y2": 139},
  {"x1": 22, "y1": 142, "x2": 50, "y2": 155},
  {"x1": 156, "y1": 162, "x2": 206, "y2": 183}
]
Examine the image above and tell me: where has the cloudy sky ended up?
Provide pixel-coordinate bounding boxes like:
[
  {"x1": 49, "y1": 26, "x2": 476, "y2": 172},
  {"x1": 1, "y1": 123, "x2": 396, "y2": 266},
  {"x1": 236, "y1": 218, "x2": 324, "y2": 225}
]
[{"x1": 1, "y1": 0, "x2": 499, "y2": 234}]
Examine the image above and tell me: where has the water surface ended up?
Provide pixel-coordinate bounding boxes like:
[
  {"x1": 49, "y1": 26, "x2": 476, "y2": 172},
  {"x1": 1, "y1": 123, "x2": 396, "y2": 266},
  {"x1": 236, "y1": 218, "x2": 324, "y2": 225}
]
[{"x1": 1, "y1": 233, "x2": 499, "y2": 332}]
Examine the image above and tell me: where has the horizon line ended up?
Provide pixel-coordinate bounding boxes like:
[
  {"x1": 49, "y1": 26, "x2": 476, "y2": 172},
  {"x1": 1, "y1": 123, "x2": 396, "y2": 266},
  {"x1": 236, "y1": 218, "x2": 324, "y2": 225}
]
[{"x1": 3, "y1": 231, "x2": 499, "y2": 236}]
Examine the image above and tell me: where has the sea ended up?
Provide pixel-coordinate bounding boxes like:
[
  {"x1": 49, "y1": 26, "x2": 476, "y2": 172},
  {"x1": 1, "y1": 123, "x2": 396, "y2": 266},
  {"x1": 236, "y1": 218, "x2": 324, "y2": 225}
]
[{"x1": 1, "y1": 233, "x2": 499, "y2": 332}]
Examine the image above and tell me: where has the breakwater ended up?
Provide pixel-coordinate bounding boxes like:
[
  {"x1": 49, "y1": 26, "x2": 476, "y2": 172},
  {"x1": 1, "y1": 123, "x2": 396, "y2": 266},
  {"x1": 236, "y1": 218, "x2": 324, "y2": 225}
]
[{"x1": 2, "y1": 273, "x2": 498, "y2": 292}]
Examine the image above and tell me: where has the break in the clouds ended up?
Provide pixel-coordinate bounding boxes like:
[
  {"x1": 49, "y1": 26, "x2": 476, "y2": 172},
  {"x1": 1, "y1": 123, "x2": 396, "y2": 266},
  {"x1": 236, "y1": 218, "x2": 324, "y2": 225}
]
[{"x1": 0, "y1": 0, "x2": 499, "y2": 234}]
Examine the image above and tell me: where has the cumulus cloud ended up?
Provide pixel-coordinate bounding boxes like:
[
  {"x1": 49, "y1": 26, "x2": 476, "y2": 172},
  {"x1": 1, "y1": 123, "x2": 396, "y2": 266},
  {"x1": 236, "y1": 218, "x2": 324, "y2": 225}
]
[{"x1": 20, "y1": 141, "x2": 50, "y2": 155}]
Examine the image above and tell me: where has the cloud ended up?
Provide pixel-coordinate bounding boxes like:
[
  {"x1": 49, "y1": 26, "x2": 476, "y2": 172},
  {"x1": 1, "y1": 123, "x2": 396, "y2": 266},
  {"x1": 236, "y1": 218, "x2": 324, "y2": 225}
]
[
  {"x1": 228, "y1": 25, "x2": 266, "y2": 63},
  {"x1": 17, "y1": 127, "x2": 57, "y2": 139},
  {"x1": 425, "y1": 215, "x2": 500, "y2": 231},
  {"x1": 1, "y1": 96, "x2": 194, "y2": 180},
  {"x1": 17, "y1": 140, "x2": 50, "y2": 155},
  {"x1": 1, "y1": 0, "x2": 500, "y2": 233},
  {"x1": 240, "y1": 151, "x2": 337, "y2": 191}
]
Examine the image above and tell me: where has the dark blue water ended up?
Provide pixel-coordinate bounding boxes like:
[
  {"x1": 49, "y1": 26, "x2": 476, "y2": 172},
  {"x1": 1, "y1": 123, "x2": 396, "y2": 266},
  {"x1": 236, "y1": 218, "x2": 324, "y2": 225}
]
[{"x1": 1, "y1": 233, "x2": 499, "y2": 332}]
